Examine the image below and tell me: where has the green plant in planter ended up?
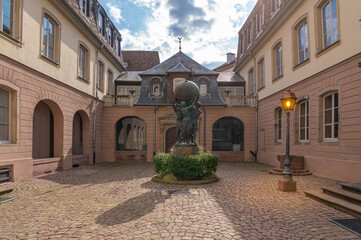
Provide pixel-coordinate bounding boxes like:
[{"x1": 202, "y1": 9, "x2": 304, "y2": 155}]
[{"x1": 153, "y1": 151, "x2": 218, "y2": 180}]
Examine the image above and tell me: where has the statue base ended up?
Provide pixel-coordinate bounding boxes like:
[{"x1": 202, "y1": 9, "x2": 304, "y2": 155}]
[{"x1": 173, "y1": 143, "x2": 199, "y2": 157}]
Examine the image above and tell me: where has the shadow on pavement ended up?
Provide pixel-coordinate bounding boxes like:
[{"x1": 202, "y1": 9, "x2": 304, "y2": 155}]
[{"x1": 95, "y1": 191, "x2": 171, "y2": 225}]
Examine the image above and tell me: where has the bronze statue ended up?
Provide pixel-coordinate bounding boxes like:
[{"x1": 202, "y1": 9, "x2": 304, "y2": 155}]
[{"x1": 173, "y1": 80, "x2": 201, "y2": 145}]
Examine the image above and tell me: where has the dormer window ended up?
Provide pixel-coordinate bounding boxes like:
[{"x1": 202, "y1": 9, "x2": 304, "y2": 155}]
[
  {"x1": 115, "y1": 36, "x2": 121, "y2": 57},
  {"x1": 108, "y1": 25, "x2": 114, "y2": 47},
  {"x1": 98, "y1": 12, "x2": 105, "y2": 37},
  {"x1": 149, "y1": 77, "x2": 163, "y2": 97},
  {"x1": 197, "y1": 77, "x2": 210, "y2": 97},
  {"x1": 152, "y1": 84, "x2": 160, "y2": 95},
  {"x1": 200, "y1": 82, "x2": 207, "y2": 96},
  {"x1": 79, "y1": 0, "x2": 90, "y2": 18}
]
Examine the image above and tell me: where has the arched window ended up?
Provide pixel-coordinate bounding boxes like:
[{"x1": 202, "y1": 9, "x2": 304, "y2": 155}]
[
  {"x1": 149, "y1": 77, "x2": 162, "y2": 97},
  {"x1": 212, "y1": 117, "x2": 243, "y2": 151},
  {"x1": 196, "y1": 77, "x2": 210, "y2": 97}
]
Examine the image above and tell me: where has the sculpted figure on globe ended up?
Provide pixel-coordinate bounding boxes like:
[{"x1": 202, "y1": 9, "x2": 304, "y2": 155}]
[{"x1": 173, "y1": 80, "x2": 201, "y2": 145}]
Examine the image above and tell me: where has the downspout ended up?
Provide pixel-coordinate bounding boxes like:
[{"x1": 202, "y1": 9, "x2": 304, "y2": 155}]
[
  {"x1": 93, "y1": 44, "x2": 104, "y2": 164},
  {"x1": 153, "y1": 105, "x2": 159, "y2": 156},
  {"x1": 250, "y1": 52, "x2": 258, "y2": 162},
  {"x1": 202, "y1": 106, "x2": 206, "y2": 150}
]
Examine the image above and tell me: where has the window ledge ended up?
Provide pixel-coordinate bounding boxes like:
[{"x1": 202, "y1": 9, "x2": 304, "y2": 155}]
[
  {"x1": 318, "y1": 140, "x2": 339, "y2": 146},
  {"x1": 0, "y1": 31, "x2": 22, "y2": 47},
  {"x1": 316, "y1": 40, "x2": 341, "y2": 58},
  {"x1": 0, "y1": 142, "x2": 17, "y2": 146},
  {"x1": 77, "y1": 76, "x2": 90, "y2": 84},
  {"x1": 272, "y1": 74, "x2": 284, "y2": 83},
  {"x1": 295, "y1": 140, "x2": 310, "y2": 145},
  {"x1": 257, "y1": 86, "x2": 265, "y2": 92},
  {"x1": 40, "y1": 55, "x2": 60, "y2": 68},
  {"x1": 270, "y1": 9, "x2": 280, "y2": 19},
  {"x1": 97, "y1": 87, "x2": 104, "y2": 93},
  {"x1": 293, "y1": 58, "x2": 310, "y2": 71}
]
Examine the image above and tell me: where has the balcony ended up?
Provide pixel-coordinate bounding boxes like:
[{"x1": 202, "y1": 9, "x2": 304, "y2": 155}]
[
  {"x1": 103, "y1": 95, "x2": 256, "y2": 107},
  {"x1": 224, "y1": 95, "x2": 257, "y2": 107},
  {"x1": 103, "y1": 95, "x2": 133, "y2": 106}
]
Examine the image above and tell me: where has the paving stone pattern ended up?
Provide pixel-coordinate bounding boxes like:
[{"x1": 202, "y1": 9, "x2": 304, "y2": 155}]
[{"x1": 0, "y1": 162, "x2": 359, "y2": 239}]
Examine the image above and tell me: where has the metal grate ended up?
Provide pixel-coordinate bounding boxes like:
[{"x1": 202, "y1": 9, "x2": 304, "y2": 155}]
[
  {"x1": 0, "y1": 197, "x2": 15, "y2": 204},
  {"x1": 0, "y1": 168, "x2": 11, "y2": 183},
  {"x1": 330, "y1": 219, "x2": 361, "y2": 237}
]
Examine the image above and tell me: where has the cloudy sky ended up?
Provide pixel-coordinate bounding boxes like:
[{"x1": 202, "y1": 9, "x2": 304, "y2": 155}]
[{"x1": 98, "y1": 0, "x2": 257, "y2": 69}]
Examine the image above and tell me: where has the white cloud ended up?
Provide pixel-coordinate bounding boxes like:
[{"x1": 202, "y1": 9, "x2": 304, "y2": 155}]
[
  {"x1": 120, "y1": 0, "x2": 256, "y2": 67},
  {"x1": 107, "y1": 3, "x2": 123, "y2": 23}
]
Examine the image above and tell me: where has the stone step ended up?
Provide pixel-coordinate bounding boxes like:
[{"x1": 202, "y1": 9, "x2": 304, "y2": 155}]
[
  {"x1": 305, "y1": 190, "x2": 361, "y2": 219},
  {"x1": 268, "y1": 169, "x2": 312, "y2": 176},
  {"x1": 0, "y1": 186, "x2": 13, "y2": 195},
  {"x1": 341, "y1": 183, "x2": 361, "y2": 194},
  {"x1": 322, "y1": 187, "x2": 361, "y2": 206},
  {"x1": 272, "y1": 168, "x2": 310, "y2": 173}
]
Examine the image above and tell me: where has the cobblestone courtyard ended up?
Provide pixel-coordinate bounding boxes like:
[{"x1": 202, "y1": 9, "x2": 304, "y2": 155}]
[{"x1": 0, "y1": 162, "x2": 359, "y2": 240}]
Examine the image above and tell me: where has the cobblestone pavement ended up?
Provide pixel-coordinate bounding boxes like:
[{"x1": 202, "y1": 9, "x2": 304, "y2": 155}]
[{"x1": 0, "y1": 162, "x2": 359, "y2": 240}]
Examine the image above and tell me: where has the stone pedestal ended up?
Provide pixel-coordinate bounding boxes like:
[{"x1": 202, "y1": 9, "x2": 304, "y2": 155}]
[
  {"x1": 278, "y1": 179, "x2": 297, "y2": 192},
  {"x1": 173, "y1": 144, "x2": 199, "y2": 157}
]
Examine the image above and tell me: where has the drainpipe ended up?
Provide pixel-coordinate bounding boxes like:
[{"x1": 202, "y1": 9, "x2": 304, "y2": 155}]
[
  {"x1": 250, "y1": 51, "x2": 258, "y2": 162},
  {"x1": 202, "y1": 106, "x2": 206, "y2": 150},
  {"x1": 153, "y1": 105, "x2": 159, "y2": 156},
  {"x1": 93, "y1": 44, "x2": 104, "y2": 164}
]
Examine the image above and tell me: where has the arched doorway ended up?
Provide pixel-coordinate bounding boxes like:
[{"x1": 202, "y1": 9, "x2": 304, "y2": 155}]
[
  {"x1": 33, "y1": 101, "x2": 54, "y2": 159},
  {"x1": 72, "y1": 112, "x2": 83, "y2": 155},
  {"x1": 212, "y1": 117, "x2": 244, "y2": 151},
  {"x1": 165, "y1": 126, "x2": 177, "y2": 153},
  {"x1": 72, "y1": 110, "x2": 90, "y2": 166}
]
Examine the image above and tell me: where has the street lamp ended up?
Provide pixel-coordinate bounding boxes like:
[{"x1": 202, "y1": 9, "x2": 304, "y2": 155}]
[{"x1": 278, "y1": 90, "x2": 297, "y2": 192}]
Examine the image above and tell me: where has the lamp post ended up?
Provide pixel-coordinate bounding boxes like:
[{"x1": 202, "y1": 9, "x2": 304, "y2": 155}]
[{"x1": 278, "y1": 90, "x2": 297, "y2": 192}]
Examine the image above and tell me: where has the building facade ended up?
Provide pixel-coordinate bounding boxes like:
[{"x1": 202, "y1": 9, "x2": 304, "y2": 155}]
[
  {"x1": 234, "y1": 0, "x2": 361, "y2": 182},
  {"x1": 0, "y1": 0, "x2": 126, "y2": 181}
]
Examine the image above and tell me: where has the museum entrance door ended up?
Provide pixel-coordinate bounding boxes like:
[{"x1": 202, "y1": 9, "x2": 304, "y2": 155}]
[{"x1": 165, "y1": 126, "x2": 177, "y2": 153}]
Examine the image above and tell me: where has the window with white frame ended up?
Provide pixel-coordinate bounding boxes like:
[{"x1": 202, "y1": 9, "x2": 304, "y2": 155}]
[
  {"x1": 79, "y1": 0, "x2": 90, "y2": 17},
  {"x1": 42, "y1": 14, "x2": 56, "y2": 61},
  {"x1": 248, "y1": 68, "x2": 255, "y2": 94},
  {"x1": 78, "y1": 44, "x2": 89, "y2": 80},
  {"x1": 152, "y1": 84, "x2": 160, "y2": 95},
  {"x1": 273, "y1": 42, "x2": 283, "y2": 79},
  {"x1": 299, "y1": 100, "x2": 309, "y2": 142},
  {"x1": 98, "y1": 11, "x2": 105, "y2": 37},
  {"x1": 322, "y1": 0, "x2": 338, "y2": 48},
  {"x1": 107, "y1": 69, "x2": 113, "y2": 95},
  {"x1": 298, "y1": 21, "x2": 309, "y2": 63},
  {"x1": 108, "y1": 25, "x2": 114, "y2": 48},
  {"x1": 324, "y1": 92, "x2": 338, "y2": 141},
  {"x1": 1, "y1": 0, "x2": 13, "y2": 36},
  {"x1": 97, "y1": 60, "x2": 104, "y2": 90},
  {"x1": 115, "y1": 36, "x2": 121, "y2": 57},
  {"x1": 257, "y1": 58, "x2": 265, "y2": 89},
  {"x1": 276, "y1": 107, "x2": 282, "y2": 142},
  {"x1": 0, "y1": 87, "x2": 10, "y2": 143}
]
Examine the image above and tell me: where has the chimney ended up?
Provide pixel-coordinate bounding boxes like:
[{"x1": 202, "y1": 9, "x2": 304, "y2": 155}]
[{"x1": 227, "y1": 53, "x2": 235, "y2": 64}]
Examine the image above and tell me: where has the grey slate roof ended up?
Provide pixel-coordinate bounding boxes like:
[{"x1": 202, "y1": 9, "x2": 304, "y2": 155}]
[
  {"x1": 168, "y1": 61, "x2": 191, "y2": 73},
  {"x1": 115, "y1": 71, "x2": 142, "y2": 82},
  {"x1": 217, "y1": 72, "x2": 245, "y2": 83},
  {"x1": 140, "y1": 51, "x2": 219, "y2": 76}
]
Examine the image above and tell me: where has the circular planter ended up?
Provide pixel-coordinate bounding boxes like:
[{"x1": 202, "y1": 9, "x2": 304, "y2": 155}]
[{"x1": 151, "y1": 174, "x2": 220, "y2": 185}]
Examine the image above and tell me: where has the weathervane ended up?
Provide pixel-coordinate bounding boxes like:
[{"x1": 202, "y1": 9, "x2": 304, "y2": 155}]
[{"x1": 178, "y1": 37, "x2": 182, "y2": 52}]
